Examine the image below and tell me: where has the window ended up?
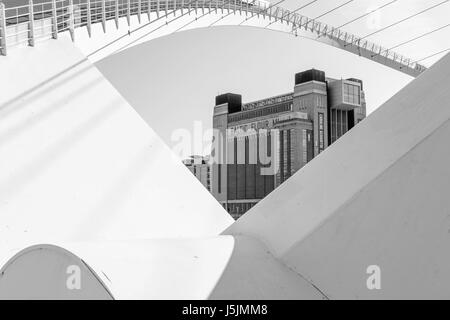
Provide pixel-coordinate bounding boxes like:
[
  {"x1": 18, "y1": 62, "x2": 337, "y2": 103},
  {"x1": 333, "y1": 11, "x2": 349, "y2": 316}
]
[
  {"x1": 318, "y1": 113, "x2": 325, "y2": 152},
  {"x1": 336, "y1": 110, "x2": 342, "y2": 138},
  {"x1": 343, "y1": 83, "x2": 361, "y2": 105},
  {"x1": 218, "y1": 164, "x2": 221, "y2": 193},
  {"x1": 302, "y1": 129, "x2": 307, "y2": 165}
]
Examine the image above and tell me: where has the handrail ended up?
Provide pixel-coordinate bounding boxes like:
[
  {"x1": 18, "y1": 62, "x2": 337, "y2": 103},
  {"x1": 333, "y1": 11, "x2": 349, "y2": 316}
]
[{"x1": 0, "y1": 0, "x2": 427, "y2": 77}]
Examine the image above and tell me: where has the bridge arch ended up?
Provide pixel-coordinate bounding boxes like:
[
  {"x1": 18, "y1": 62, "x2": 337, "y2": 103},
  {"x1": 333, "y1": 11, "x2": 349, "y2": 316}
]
[{"x1": 0, "y1": 0, "x2": 426, "y2": 77}]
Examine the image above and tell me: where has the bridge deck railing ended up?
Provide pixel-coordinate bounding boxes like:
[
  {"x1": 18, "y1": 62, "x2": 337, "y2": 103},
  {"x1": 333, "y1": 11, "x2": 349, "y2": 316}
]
[{"x1": 0, "y1": 0, "x2": 426, "y2": 76}]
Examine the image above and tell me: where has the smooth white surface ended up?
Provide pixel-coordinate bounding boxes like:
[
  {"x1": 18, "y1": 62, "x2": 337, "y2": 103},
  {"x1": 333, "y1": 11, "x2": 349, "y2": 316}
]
[
  {"x1": 0, "y1": 245, "x2": 113, "y2": 300},
  {"x1": 0, "y1": 237, "x2": 325, "y2": 299},
  {"x1": 0, "y1": 38, "x2": 233, "y2": 269},
  {"x1": 283, "y1": 119, "x2": 450, "y2": 299},
  {"x1": 226, "y1": 53, "x2": 450, "y2": 299}
]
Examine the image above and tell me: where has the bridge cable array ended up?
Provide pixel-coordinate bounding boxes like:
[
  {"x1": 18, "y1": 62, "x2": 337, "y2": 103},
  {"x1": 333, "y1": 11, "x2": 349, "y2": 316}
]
[
  {"x1": 371, "y1": 23, "x2": 450, "y2": 58},
  {"x1": 88, "y1": 0, "x2": 200, "y2": 57},
  {"x1": 336, "y1": 0, "x2": 398, "y2": 29},
  {"x1": 291, "y1": 0, "x2": 355, "y2": 34},
  {"x1": 78, "y1": 0, "x2": 446, "y2": 73},
  {"x1": 344, "y1": 0, "x2": 450, "y2": 47},
  {"x1": 113, "y1": 0, "x2": 216, "y2": 54},
  {"x1": 414, "y1": 48, "x2": 450, "y2": 63},
  {"x1": 236, "y1": 0, "x2": 286, "y2": 26},
  {"x1": 265, "y1": 0, "x2": 319, "y2": 28},
  {"x1": 208, "y1": 0, "x2": 284, "y2": 27},
  {"x1": 314, "y1": 0, "x2": 354, "y2": 21},
  {"x1": 207, "y1": 0, "x2": 261, "y2": 27}
]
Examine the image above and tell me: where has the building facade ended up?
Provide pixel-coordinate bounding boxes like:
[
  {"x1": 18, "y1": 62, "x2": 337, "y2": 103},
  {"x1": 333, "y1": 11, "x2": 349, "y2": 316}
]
[
  {"x1": 211, "y1": 69, "x2": 367, "y2": 219},
  {"x1": 183, "y1": 155, "x2": 212, "y2": 192}
]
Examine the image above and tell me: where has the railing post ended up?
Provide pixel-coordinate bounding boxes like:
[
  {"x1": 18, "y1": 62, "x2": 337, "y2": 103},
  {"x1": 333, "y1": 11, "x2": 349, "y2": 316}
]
[
  {"x1": 28, "y1": 0, "x2": 35, "y2": 47},
  {"x1": 51, "y1": 0, "x2": 58, "y2": 39},
  {"x1": 0, "y1": 2, "x2": 7, "y2": 56},
  {"x1": 157, "y1": 0, "x2": 160, "y2": 18},
  {"x1": 147, "y1": 0, "x2": 151, "y2": 21},
  {"x1": 86, "y1": 0, "x2": 92, "y2": 37},
  {"x1": 137, "y1": 0, "x2": 141, "y2": 23},
  {"x1": 101, "y1": 0, "x2": 106, "y2": 32},
  {"x1": 115, "y1": 0, "x2": 119, "y2": 29},
  {"x1": 127, "y1": 0, "x2": 131, "y2": 26},
  {"x1": 68, "y1": 0, "x2": 75, "y2": 42}
]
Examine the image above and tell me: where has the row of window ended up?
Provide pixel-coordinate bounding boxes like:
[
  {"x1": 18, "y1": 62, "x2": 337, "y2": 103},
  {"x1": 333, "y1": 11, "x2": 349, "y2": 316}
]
[
  {"x1": 330, "y1": 109, "x2": 349, "y2": 143},
  {"x1": 243, "y1": 94, "x2": 293, "y2": 111},
  {"x1": 228, "y1": 102, "x2": 292, "y2": 123},
  {"x1": 226, "y1": 202, "x2": 257, "y2": 218},
  {"x1": 297, "y1": 95, "x2": 327, "y2": 110}
]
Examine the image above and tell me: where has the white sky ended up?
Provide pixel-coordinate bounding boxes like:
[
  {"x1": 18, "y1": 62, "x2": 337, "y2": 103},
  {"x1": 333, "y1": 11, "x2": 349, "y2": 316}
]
[{"x1": 89, "y1": 0, "x2": 450, "y2": 152}]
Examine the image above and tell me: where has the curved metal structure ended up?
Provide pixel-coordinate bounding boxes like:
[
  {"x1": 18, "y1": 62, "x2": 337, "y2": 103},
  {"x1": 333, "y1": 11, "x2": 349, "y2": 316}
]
[
  {"x1": 0, "y1": 0, "x2": 426, "y2": 77},
  {"x1": 0, "y1": 244, "x2": 114, "y2": 300}
]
